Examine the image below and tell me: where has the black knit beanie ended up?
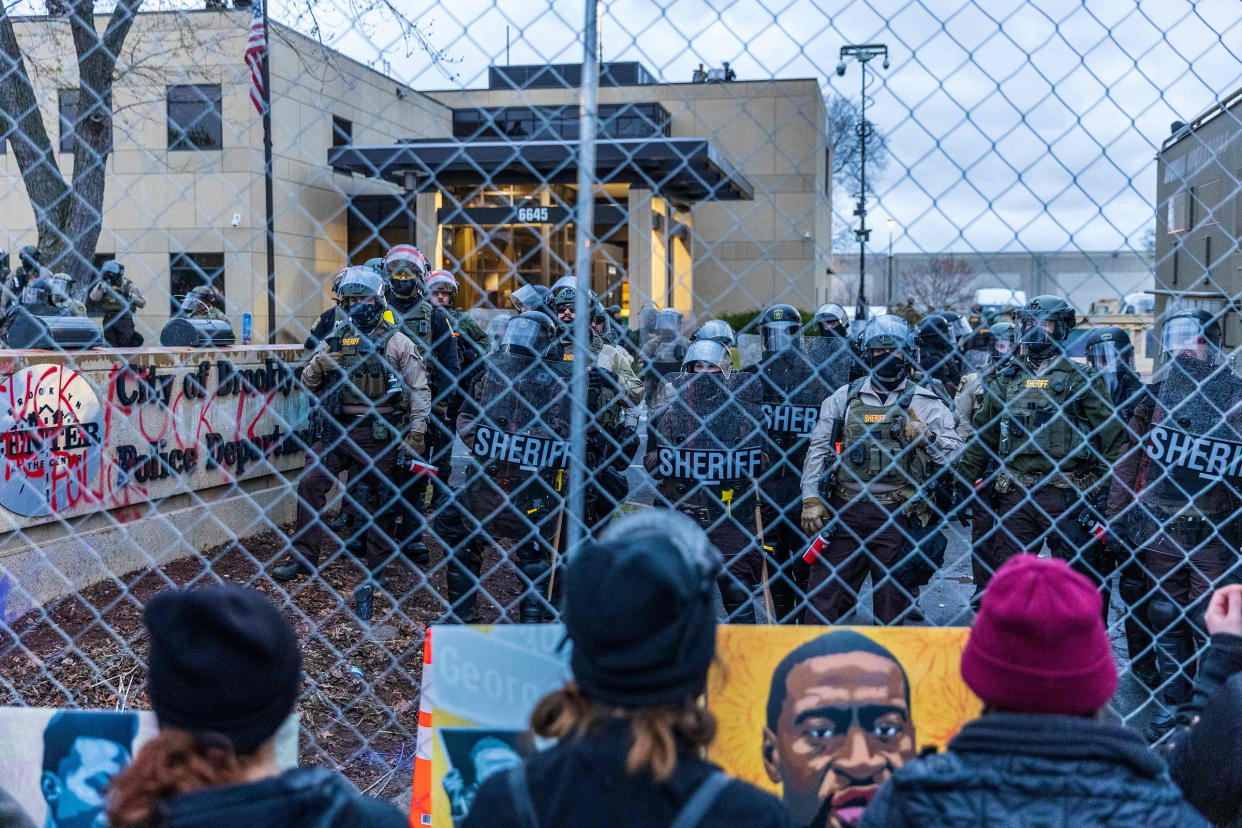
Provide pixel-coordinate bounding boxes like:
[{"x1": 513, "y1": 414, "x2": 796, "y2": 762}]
[
  {"x1": 564, "y1": 509, "x2": 722, "y2": 708},
  {"x1": 144, "y1": 585, "x2": 301, "y2": 755}
]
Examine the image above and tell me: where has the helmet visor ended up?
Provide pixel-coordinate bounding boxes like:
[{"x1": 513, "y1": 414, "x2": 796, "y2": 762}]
[
  {"x1": 862, "y1": 314, "x2": 912, "y2": 350},
  {"x1": 655, "y1": 309, "x2": 682, "y2": 333},
  {"x1": 1162, "y1": 316, "x2": 1210, "y2": 357},
  {"x1": 682, "y1": 339, "x2": 730, "y2": 373},
  {"x1": 948, "y1": 317, "x2": 972, "y2": 341},
  {"x1": 1086, "y1": 340, "x2": 1121, "y2": 374},
  {"x1": 510, "y1": 284, "x2": 540, "y2": 312},
  {"x1": 502, "y1": 315, "x2": 553, "y2": 355},
  {"x1": 993, "y1": 338, "x2": 1017, "y2": 357}
]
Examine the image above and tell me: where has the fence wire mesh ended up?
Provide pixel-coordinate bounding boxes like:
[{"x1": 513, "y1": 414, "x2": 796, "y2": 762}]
[{"x1": 2, "y1": 0, "x2": 1242, "y2": 807}]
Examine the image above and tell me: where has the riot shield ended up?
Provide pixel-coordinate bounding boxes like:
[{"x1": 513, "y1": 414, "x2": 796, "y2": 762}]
[
  {"x1": 753, "y1": 348, "x2": 834, "y2": 498},
  {"x1": 648, "y1": 372, "x2": 763, "y2": 519},
  {"x1": 465, "y1": 351, "x2": 573, "y2": 523},
  {"x1": 1137, "y1": 364, "x2": 1242, "y2": 527},
  {"x1": 739, "y1": 335, "x2": 851, "y2": 387}
]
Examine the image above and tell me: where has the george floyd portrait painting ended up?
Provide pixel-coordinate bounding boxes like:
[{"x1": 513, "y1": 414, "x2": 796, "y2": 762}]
[{"x1": 707, "y1": 626, "x2": 980, "y2": 828}]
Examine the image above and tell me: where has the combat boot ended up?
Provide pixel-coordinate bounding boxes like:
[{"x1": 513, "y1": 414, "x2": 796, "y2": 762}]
[
  {"x1": 516, "y1": 544, "x2": 553, "y2": 623},
  {"x1": 444, "y1": 540, "x2": 483, "y2": 624},
  {"x1": 718, "y1": 575, "x2": 756, "y2": 624}
]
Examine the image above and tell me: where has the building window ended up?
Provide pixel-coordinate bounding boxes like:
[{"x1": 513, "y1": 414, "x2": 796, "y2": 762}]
[
  {"x1": 167, "y1": 84, "x2": 222, "y2": 150},
  {"x1": 1167, "y1": 190, "x2": 1190, "y2": 234},
  {"x1": 169, "y1": 252, "x2": 225, "y2": 315}
]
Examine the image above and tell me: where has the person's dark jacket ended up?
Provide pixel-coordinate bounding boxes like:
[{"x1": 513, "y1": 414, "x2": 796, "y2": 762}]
[
  {"x1": 463, "y1": 718, "x2": 790, "y2": 827},
  {"x1": 1166, "y1": 632, "x2": 1242, "y2": 826},
  {"x1": 162, "y1": 766, "x2": 406, "y2": 828},
  {"x1": 305, "y1": 306, "x2": 343, "y2": 350},
  {"x1": 860, "y1": 713, "x2": 1207, "y2": 827},
  {"x1": 0, "y1": 785, "x2": 34, "y2": 828}
]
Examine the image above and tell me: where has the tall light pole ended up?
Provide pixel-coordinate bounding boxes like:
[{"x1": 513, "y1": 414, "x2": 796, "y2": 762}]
[
  {"x1": 887, "y1": 218, "x2": 895, "y2": 306},
  {"x1": 836, "y1": 43, "x2": 888, "y2": 326}
]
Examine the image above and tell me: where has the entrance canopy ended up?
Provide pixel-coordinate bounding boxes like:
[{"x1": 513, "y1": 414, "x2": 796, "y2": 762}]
[{"x1": 328, "y1": 137, "x2": 754, "y2": 203}]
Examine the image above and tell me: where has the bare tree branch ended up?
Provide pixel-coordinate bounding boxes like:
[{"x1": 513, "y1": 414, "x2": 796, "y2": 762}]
[{"x1": 901, "y1": 255, "x2": 977, "y2": 313}]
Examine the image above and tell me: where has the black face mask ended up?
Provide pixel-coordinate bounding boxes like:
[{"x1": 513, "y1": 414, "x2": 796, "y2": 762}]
[
  {"x1": 349, "y1": 301, "x2": 382, "y2": 333},
  {"x1": 1021, "y1": 325, "x2": 1058, "y2": 360},
  {"x1": 867, "y1": 351, "x2": 907, "y2": 385}
]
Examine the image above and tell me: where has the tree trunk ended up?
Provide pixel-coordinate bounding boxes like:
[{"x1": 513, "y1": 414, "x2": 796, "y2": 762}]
[{"x1": 0, "y1": 0, "x2": 141, "y2": 287}]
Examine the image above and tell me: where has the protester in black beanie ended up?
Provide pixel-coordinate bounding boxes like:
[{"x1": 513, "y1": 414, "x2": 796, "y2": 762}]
[
  {"x1": 463, "y1": 510, "x2": 791, "y2": 828},
  {"x1": 107, "y1": 585, "x2": 405, "y2": 828}
]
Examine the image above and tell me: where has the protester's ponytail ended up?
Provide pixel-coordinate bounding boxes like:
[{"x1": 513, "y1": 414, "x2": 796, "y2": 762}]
[
  {"x1": 531, "y1": 681, "x2": 716, "y2": 783},
  {"x1": 107, "y1": 729, "x2": 245, "y2": 828}
]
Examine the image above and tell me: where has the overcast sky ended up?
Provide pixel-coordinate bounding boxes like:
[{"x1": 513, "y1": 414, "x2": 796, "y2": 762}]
[{"x1": 298, "y1": 0, "x2": 1242, "y2": 256}]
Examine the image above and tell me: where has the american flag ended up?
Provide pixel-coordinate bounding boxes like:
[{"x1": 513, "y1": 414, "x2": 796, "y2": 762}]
[{"x1": 245, "y1": 6, "x2": 267, "y2": 115}]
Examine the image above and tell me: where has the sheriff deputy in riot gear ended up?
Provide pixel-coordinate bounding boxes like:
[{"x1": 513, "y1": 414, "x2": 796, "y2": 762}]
[
  {"x1": 88, "y1": 260, "x2": 145, "y2": 347},
  {"x1": 916, "y1": 312, "x2": 966, "y2": 397},
  {"x1": 275, "y1": 267, "x2": 430, "y2": 586},
  {"x1": 382, "y1": 245, "x2": 460, "y2": 561},
  {"x1": 953, "y1": 320, "x2": 1016, "y2": 602},
  {"x1": 645, "y1": 337, "x2": 767, "y2": 623},
  {"x1": 749, "y1": 305, "x2": 843, "y2": 622},
  {"x1": 179, "y1": 285, "x2": 227, "y2": 321},
  {"x1": 1106, "y1": 309, "x2": 1242, "y2": 737},
  {"x1": 550, "y1": 286, "x2": 642, "y2": 530},
  {"x1": 449, "y1": 311, "x2": 574, "y2": 623},
  {"x1": 800, "y1": 314, "x2": 963, "y2": 625},
  {"x1": 641, "y1": 308, "x2": 690, "y2": 404},
  {"x1": 956, "y1": 295, "x2": 1122, "y2": 582},
  {"x1": 426, "y1": 269, "x2": 490, "y2": 506},
  {"x1": 1082, "y1": 325, "x2": 1157, "y2": 688},
  {"x1": 3, "y1": 246, "x2": 42, "y2": 312}
]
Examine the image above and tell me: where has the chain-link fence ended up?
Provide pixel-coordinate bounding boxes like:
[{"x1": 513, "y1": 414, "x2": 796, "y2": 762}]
[{"x1": 2, "y1": 0, "x2": 1242, "y2": 811}]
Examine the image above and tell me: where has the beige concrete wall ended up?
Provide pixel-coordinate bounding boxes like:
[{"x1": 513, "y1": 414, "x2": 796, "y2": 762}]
[
  {"x1": 2, "y1": 11, "x2": 451, "y2": 344},
  {"x1": 427, "y1": 78, "x2": 830, "y2": 317}
]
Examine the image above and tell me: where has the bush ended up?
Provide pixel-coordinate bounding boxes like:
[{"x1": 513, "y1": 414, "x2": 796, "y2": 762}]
[{"x1": 716, "y1": 308, "x2": 817, "y2": 335}]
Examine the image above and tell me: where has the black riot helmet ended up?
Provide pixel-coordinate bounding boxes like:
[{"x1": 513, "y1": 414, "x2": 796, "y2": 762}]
[
  {"x1": 100, "y1": 260, "x2": 124, "y2": 284},
  {"x1": 916, "y1": 313, "x2": 954, "y2": 355},
  {"x1": 21, "y1": 276, "x2": 61, "y2": 315},
  {"x1": 1160, "y1": 308, "x2": 1223, "y2": 365},
  {"x1": 18, "y1": 245, "x2": 39, "y2": 272},
  {"x1": 812, "y1": 303, "x2": 848, "y2": 337},
  {"x1": 940, "y1": 310, "x2": 971, "y2": 344},
  {"x1": 1017, "y1": 295, "x2": 1076, "y2": 360},
  {"x1": 1084, "y1": 326, "x2": 1134, "y2": 396},
  {"x1": 510, "y1": 283, "x2": 552, "y2": 317},
  {"x1": 501, "y1": 311, "x2": 561, "y2": 361},
  {"x1": 989, "y1": 321, "x2": 1018, "y2": 360},
  {"x1": 861, "y1": 314, "x2": 914, "y2": 386},
  {"x1": 692, "y1": 319, "x2": 736, "y2": 348},
  {"x1": 760, "y1": 304, "x2": 803, "y2": 353}
]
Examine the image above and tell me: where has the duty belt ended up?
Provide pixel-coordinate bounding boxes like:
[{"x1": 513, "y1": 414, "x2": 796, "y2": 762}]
[{"x1": 998, "y1": 467, "x2": 1098, "y2": 492}]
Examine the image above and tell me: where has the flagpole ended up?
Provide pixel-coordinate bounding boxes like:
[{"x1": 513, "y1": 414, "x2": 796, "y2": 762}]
[{"x1": 261, "y1": 0, "x2": 276, "y2": 343}]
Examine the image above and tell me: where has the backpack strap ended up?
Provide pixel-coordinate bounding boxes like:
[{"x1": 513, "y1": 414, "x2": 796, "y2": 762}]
[
  {"x1": 505, "y1": 765, "x2": 540, "y2": 828},
  {"x1": 670, "y1": 770, "x2": 731, "y2": 828}
]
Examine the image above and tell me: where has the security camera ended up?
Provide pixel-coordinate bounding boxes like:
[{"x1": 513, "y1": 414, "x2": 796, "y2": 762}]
[
  {"x1": 836, "y1": 62, "x2": 847, "y2": 76},
  {"x1": 231, "y1": 213, "x2": 241, "y2": 227},
  {"x1": 882, "y1": 57, "x2": 890, "y2": 69}
]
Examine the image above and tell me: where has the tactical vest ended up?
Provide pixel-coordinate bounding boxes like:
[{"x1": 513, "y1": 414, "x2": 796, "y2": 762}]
[
  {"x1": 835, "y1": 378, "x2": 929, "y2": 502},
  {"x1": 995, "y1": 360, "x2": 1090, "y2": 464},
  {"x1": 329, "y1": 322, "x2": 402, "y2": 412},
  {"x1": 99, "y1": 282, "x2": 126, "y2": 314},
  {"x1": 392, "y1": 300, "x2": 433, "y2": 360}
]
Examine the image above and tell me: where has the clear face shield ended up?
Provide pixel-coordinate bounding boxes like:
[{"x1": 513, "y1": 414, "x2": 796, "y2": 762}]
[
  {"x1": 509, "y1": 285, "x2": 540, "y2": 313},
  {"x1": 681, "y1": 339, "x2": 731, "y2": 374},
  {"x1": 501, "y1": 316, "x2": 553, "y2": 357},
  {"x1": 1161, "y1": 316, "x2": 1218, "y2": 364},
  {"x1": 862, "y1": 314, "x2": 912, "y2": 349},
  {"x1": 946, "y1": 316, "x2": 971, "y2": 342},
  {"x1": 1086, "y1": 339, "x2": 1121, "y2": 394},
  {"x1": 655, "y1": 309, "x2": 683, "y2": 339},
  {"x1": 992, "y1": 337, "x2": 1017, "y2": 359},
  {"x1": 762, "y1": 322, "x2": 802, "y2": 352}
]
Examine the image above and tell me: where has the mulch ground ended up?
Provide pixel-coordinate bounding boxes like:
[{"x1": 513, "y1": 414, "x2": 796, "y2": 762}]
[{"x1": 0, "y1": 514, "x2": 530, "y2": 805}]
